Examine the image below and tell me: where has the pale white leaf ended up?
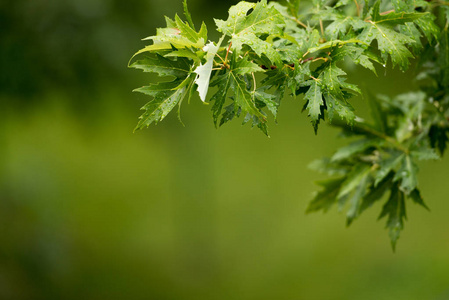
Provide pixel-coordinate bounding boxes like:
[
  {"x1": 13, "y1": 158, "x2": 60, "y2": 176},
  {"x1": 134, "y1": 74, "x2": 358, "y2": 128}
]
[{"x1": 194, "y1": 37, "x2": 223, "y2": 102}]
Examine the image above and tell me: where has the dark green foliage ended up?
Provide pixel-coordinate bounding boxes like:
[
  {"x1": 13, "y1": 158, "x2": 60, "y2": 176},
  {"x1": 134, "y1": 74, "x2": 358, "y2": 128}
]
[{"x1": 130, "y1": 0, "x2": 449, "y2": 249}]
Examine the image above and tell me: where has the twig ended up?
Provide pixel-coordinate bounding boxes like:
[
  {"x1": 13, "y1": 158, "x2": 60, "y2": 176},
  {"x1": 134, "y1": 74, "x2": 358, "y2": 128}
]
[
  {"x1": 311, "y1": 57, "x2": 329, "y2": 63},
  {"x1": 291, "y1": 17, "x2": 308, "y2": 29},
  {"x1": 224, "y1": 42, "x2": 232, "y2": 66},
  {"x1": 355, "y1": 123, "x2": 410, "y2": 154},
  {"x1": 379, "y1": 9, "x2": 395, "y2": 15},
  {"x1": 215, "y1": 53, "x2": 227, "y2": 65},
  {"x1": 252, "y1": 73, "x2": 257, "y2": 92},
  {"x1": 320, "y1": 19, "x2": 325, "y2": 37},
  {"x1": 354, "y1": 0, "x2": 360, "y2": 17}
]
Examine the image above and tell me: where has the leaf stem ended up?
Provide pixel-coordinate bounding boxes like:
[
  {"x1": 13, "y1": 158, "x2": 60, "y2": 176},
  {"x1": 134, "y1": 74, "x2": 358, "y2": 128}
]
[
  {"x1": 252, "y1": 73, "x2": 257, "y2": 92},
  {"x1": 379, "y1": 9, "x2": 395, "y2": 16},
  {"x1": 224, "y1": 42, "x2": 232, "y2": 68},
  {"x1": 355, "y1": 123, "x2": 410, "y2": 154},
  {"x1": 215, "y1": 53, "x2": 227, "y2": 65},
  {"x1": 320, "y1": 19, "x2": 325, "y2": 37},
  {"x1": 311, "y1": 57, "x2": 329, "y2": 63},
  {"x1": 291, "y1": 17, "x2": 308, "y2": 29},
  {"x1": 354, "y1": 0, "x2": 360, "y2": 17}
]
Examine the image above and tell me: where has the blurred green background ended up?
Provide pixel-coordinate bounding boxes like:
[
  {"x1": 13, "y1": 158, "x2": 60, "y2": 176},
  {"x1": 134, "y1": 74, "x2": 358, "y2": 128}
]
[{"x1": 1, "y1": 0, "x2": 449, "y2": 299}]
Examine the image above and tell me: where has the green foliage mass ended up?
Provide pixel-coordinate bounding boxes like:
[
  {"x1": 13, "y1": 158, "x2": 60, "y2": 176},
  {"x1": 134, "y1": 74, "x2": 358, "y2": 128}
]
[{"x1": 130, "y1": 0, "x2": 449, "y2": 250}]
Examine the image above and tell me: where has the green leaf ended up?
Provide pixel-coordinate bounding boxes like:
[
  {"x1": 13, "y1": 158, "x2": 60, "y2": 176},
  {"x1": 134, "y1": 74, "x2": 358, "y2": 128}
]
[
  {"x1": 210, "y1": 57, "x2": 267, "y2": 131},
  {"x1": 130, "y1": 54, "x2": 191, "y2": 78},
  {"x1": 410, "y1": 145, "x2": 440, "y2": 161},
  {"x1": 232, "y1": 32, "x2": 284, "y2": 66},
  {"x1": 253, "y1": 89, "x2": 278, "y2": 118},
  {"x1": 399, "y1": 22, "x2": 423, "y2": 54},
  {"x1": 219, "y1": 103, "x2": 239, "y2": 126},
  {"x1": 394, "y1": 155, "x2": 418, "y2": 194},
  {"x1": 357, "y1": 22, "x2": 415, "y2": 70},
  {"x1": 409, "y1": 189, "x2": 430, "y2": 211},
  {"x1": 131, "y1": 15, "x2": 206, "y2": 60},
  {"x1": 233, "y1": 57, "x2": 265, "y2": 75},
  {"x1": 175, "y1": 14, "x2": 202, "y2": 43},
  {"x1": 165, "y1": 48, "x2": 201, "y2": 63},
  {"x1": 439, "y1": 27, "x2": 449, "y2": 86},
  {"x1": 324, "y1": 13, "x2": 357, "y2": 40},
  {"x1": 414, "y1": 14, "x2": 440, "y2": 44},
  {"x1": 331, "y1": 138, "x2": 380, "y2": 161},
  {"x1": 378, "y1": 182, "x2": 407, "y2": 251},
  {"x1": 308, "y1": 158, "x2": 351, "y2": 176},
  {"x1": 134, "y1": 78, "x2": 193, "y2": 130},
  {"x1": 304, "y1": 81, "x2": 324, "y2": 131},
  {"x1": 360, "y1": 172, "x2": 394, "y2": 215},
  {"x1": 375, "y1": 151, "x2": 404, "y2": 186},
  {"x1": 300, "y1": 29, "x2": 321, "y2": 54},
  {"x1": 337, "y1": 164, "x2": 371, "y2": 205},
  {"x1": 215, "y1": 0, "x2": 285, "y2": 65},
  {"x1": 285, "y1": 0, "x2": 301, "y2": 19},
  {"x1": 367, "y1": 92, "x2": 387, "y2": 133},
  {"x1": 371, "y1": 2, "x2": 423, "y2": 25},
  {"x1": 231, "y1": 73, "x2": 266, "y2": 124},
  {"x1": 317, "y1": 62, "x2": 358, "y2": 125},
  {"x1": 182, "y1": 0, "x2": 195, "y2": 30},
  {"x1": 324, "y1": 93, "x2": 356, "y2": 125},
  {"x1": 214, "y1": 2, "x2": 256, "y2": 35},
  {"x1": 319, "y1": 63, "x2": 347, "y2": 94},
  {"x1": 215, "y1": 0, "x2": 283, "y2": 37},
  {"x1": 307, "y1": 177, "x2": 346, "y2": 213},
  {"x1": 346, "y1": 171, "x2": 370, "y2": 226},
  {"x1": 210, "y1": 74, "x2": 232, "y2": 127},
  {"x1": 308, "y1": 39, "x2": 366, "y2": 54},
  {"x1": 429, "y1": 125, "x2": 449, "y2": 156},
  {"x1": 354, "y1": 1, "x2": 425, "y2": 70}
]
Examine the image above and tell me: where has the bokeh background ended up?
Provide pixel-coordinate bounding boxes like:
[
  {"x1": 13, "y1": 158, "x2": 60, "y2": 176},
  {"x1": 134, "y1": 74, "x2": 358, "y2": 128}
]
[{"x1": 1, "y1": 0, "x2": 449, "y2": 299}]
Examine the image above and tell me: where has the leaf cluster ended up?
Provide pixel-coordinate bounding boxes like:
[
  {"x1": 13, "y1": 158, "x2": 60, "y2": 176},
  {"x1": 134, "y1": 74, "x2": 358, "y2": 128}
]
[{"x1": 129, "y1": 0, "x2": 449, "y2": 249}]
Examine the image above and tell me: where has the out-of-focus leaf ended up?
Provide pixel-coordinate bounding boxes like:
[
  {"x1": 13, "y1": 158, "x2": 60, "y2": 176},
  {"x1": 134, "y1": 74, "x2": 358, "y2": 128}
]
[
  {"x1": 378, "y1": 182, "x2": 407, "y2": 251},
  {"x1": 409, "y1": 189, "x2": 430, "y2": 211},
  {"x1": 307, "y1": 177, "x2": 346, "y2": 213}
]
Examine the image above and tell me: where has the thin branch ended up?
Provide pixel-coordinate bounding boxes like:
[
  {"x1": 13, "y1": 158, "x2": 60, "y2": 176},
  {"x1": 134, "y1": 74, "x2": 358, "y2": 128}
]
[
  {"x1": 379, "y1": 9, "x2": 395, "y2": 15},
  {"x1": 319, "y1": 19, "x2": 325, "y2": 37},
  {"x1": 224, "y1": 42, "x2": 232, "y2": 66},
  {"x1": 311, "y1": 57, "x2": 329, "y2": 63},
  {"x1": 354, "y1": 0, "x2": 360, "y2": 17},
  {"x1": 215, "y1": 53, "x2": 227, "y2": 65},
  {"x1": 291, "y1": 17, "x2": 308, "y2": 29},
  {"x1": 354, "y1": 123, "x2": 410, "y2": 154},
  {"x1": 252, "y1": 73, "x2": 257, "y2": 93}
]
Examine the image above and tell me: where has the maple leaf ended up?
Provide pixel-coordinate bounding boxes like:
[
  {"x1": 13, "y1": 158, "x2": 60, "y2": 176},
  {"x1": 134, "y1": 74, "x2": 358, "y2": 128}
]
[
  {"x1": 215, "y1": 0, "x2": 285, "y2": 65},
  {"x1": 304, "y1": 81, "x2": 324, "y2": 132},
  {"x1": 354, "y1": 1, "x2": 431, "y2": 70},
  {"x1": 131, "y1": 15, "x2": 207, "y2": 60},
  {"x1": 210, "y1": 56, "x2": 266, "y2": 132},
  {"x1": 378, "y1": 183, "x2": 407, "y2": 251},
  {"x1": 133, "y1": 76, "x2": 195, "y2": 130}
]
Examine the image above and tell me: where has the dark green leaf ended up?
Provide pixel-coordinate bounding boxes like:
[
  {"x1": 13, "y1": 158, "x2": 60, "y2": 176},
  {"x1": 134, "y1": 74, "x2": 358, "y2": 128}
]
[
  {"x1": 130, "y1": 54, "x2": 191, "y2": 78},
  {"x1": 304, "y1": 81, "x2": 324, "y2": 131},
  {"x1": 409, "y1": 189, "x2": 430, "y2": 211},
  {"x1": 378, "y1": 182, "x2": 407, "y2": 251},
  {"x1": 394, "y1": 155, "x2": 418, "y2": 194},
  {"x1": 307, "y1": 177, "x2": 346, "y2": 213}
]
